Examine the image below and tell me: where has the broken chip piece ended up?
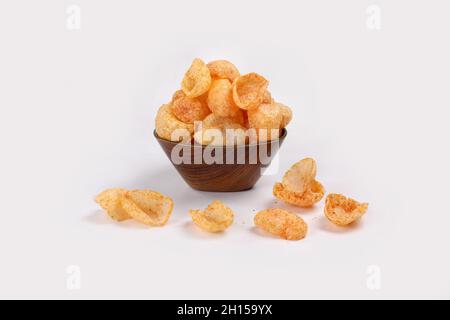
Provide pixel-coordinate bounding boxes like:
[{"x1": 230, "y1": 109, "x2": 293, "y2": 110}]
[
  {"x1": 189, "y1": 200, "x2": 234, "y2": 232},
  {"x1": 254, "y1": 208, "x2": 307, "y2": 240},
  {"x1": 324, "y1": 193, "x2": 368, "y2": 226}
]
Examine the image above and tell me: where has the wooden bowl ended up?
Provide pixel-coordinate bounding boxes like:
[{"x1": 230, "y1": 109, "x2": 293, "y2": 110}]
[{"x1": 154, "y1": 129, "x2": 287, "y2": 192}]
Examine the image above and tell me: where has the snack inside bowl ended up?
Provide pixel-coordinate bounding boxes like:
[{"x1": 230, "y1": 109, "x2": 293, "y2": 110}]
[{"x1": 154, "y1": 129, "x2": 287, "y2": 192}]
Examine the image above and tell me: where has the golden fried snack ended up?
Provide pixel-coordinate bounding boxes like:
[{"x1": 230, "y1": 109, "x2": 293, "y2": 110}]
[
  {"x1": 194, "y1": 126, "x2": 247, "y2": 146},
  {"x1": 207, "y1": 79, "x2": 241, "y2": 118},
  {"x1": 277, "y1": 103, "x2": 293, "y2": 128},
  {"x1": 189, "y1": 200, "x2": 234, "y2": 232},
  {"x1": 232, "y1": 73, "x2": 269, "y2": 110},
  {"x1": 324, "y1": 193, "x2": 368, "y2": 226},
  {"x1": 254, "y1": 208, "x2": 307, "y2": 240},
  {"x1": 95, "y1": 188, "x2": 130, "y2": 221},
  {"x1": 273, "y1": 158, "x2": 325, "y2": 207},
  {"x1": 273, "y1": 181, "x2": 325, "y2": 208},
  {"x1": 247, "y1": 103, "x2": 283, "y2": 141},
  {"x1": 202, "y1": 112, "x2": 245, "y2": 128},
  {"x1": 155, "y1": 104, "x2": 194, "y2": 142},
  {"x1": 262, "y1": 90, "x2": 273, "y2": 104},
  {"x1": 181, "y1": 58, "x2": 211, "y2": 98},
  {"x1": 122, "y1": 190, "x2": 174, "y2": 226},
  {"x1": 171, "y1": 90, "x2": 211, "y2": 123},
  {"x1": 207, "y1": 60, "x2": 240, "y2": 82}
]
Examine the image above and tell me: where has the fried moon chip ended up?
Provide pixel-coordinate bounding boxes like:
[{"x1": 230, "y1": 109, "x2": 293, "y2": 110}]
[
  {"x1": 262, "y1": 90, "x2": 273, "y2": 104},
  {"x1": 194, "y1": 126, "x2": 247, "y2": 146},
  {"x1": 254, "y1": 208, "x2": 307, "y2": 240},
  {"x1": 122, "y1": 190, "x2": 174, "y2": 226},
  {"x1": 273, "y1": 181, "x2": 325, "y2": 208},
  {"x1": 181, "y1": 58, "x2": 212, "y2": 98},
  {"x1": 207, "y1": 60, "x2": 240, "y2": 82},
  {"x1": 189, "y1": 200, "x2": 234, "y2": 232},
  {"x1": 247, "y1": 103, "x2": 283, "y2": 141},
  {"x1": 277, "y1": 103, "x2": 293, "y2": 128},
  {"x1": 207, "y1": 79, "x2": 240, "y2": 118},
  {"x1": 232, "y1": 73, "x2": 269, "y2": 110},
  {"x1": 202, "y1": 112, "x2": 245, "y2": 128},
  {"x1": 324, "y1": 193, "x2": 368, "y2": 226},
  {"x1": 172, "y1": 90, "x2": 211, "y2": 123},
  {"x1": 282, "y1": 158, "x2": 316, "y2": 194},
  {"x1": 273, "y1": 158, "x2": 325, "y2": 207},
  {"x1": 155, "y1": 104, "x2": 194, "y2": 142},
  {"x1": 95, "y1": 188, "x2": 130, "y2": 221}
]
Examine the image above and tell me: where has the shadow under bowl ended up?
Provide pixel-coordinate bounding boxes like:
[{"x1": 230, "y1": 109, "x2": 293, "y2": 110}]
[{"x1": 154, "y1": 129, "x2": 287, "y2": 192}]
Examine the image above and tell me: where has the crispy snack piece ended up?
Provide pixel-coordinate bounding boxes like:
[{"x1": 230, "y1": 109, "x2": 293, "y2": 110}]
[
  {"x1": 189, "y1": 200, "x2": 234, "y2": 232},
  {"x1": 273, "y1": 181, "x2": 325, "y2": 208},
  {"x1": 155, "y1": 104, "x2": 194, "y2": 142},
  {"x1": 262, "y1": 90, "x2": 273, "y2": 104},
  {"x1": 194, "y1": 126, "x2": 247, "y2": 146},
  {"x1": 181, "y1": 58, "x2": 212, "y2": 98},
  {"x1": 95, "y1": 188, "x2": 130, "y2": 221},
  {"x1": 171, "y1": 90, "x2": 211, "y2": 123},
  {"x1": 273, "y1": 158, "x2": 325, "y2": 207},
  {"x1": 207, "y1": 60, "x2": 240, "y2": 82},
  {"x1": 324, "y1": 194, "x2": 368, "y2": 226},
  {"x1": 202, "y1": 112, "x2": 245, "y2": 128},
  {"x1": 232, "y1": 73, "x2": 269, "y2": 110},
  {"x1": 207, "y1": 79, "x2": 241, "y2": 118},
  {"x1": 248, "y1": 103, "x2": 283, "y2": 141},
  {"x1": 122, "y1": 190, "x2": 174, "y2": 226},
  {"x1": 277, "y1": 103, "x2": 293, "y2": 128},
  {"x1": 254, "y1": 208, "x2": 307, "y2": 240}
]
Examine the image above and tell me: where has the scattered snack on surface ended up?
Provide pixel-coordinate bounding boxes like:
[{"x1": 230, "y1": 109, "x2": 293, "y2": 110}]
[
  {"x1": 189, "y1": 200, "x2": 234, "y2": 232},
  {"x1": 254, "y1": 208, "x2": 308, "y2": 240},
  {"x1": 155, "y1": 58, "x2": 293, "y2": 144},
  {"x1": 95, "y1": 189, "x2": 174, "y2": 226},
  {"x1": 273, "y1": 158, "x2": 325, "y2": 207},
  {"x1": 324, "y1": 193, "x2": 368, "y2": 226},
  {"x1": 95, "y1": 188, "x2": 130, "y2": 222}
]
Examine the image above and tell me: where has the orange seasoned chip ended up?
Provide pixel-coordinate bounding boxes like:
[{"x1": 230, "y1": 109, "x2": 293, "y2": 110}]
[
  {"x1": 189, "y1": 200, "x2": 234, "y2": 232},
  {"x1": 155, "y1": 104, "x2": 194, "y2": 142},
  {"x1": 207, "y1": 60, "x2": 240, "y2": 82},
  {"x1": 262, "y1": 90, "x2": 273, "y2": 104},
  {"x1": 172, "y1": 90, "x2": 211, "y2": 123},
  {"x1": 232, "y1": 73, "x2": 269, "y2": 110},
  {"x1": 95, "y1": 188, "x2": 130, "y2": 221},
  {"x1": 324, "y1": 194, "x2": 368, "y2": 226},
  {"x1": 277, "y1": 102, "x2": 293, "y2": 128},
  {"x1": 207, "y1": 79, "x2": 241, "y2": 118},
  {"x1": 273, "y1": 181, "x2": 325, "y2": 208},
  {"x1": 254, "y1": 208, "x2": 307, "y2": 240},
  {"x1": 122, "y1": 190, "x2": 174, "y2": 226},
  {"x1": 181, "y1": 58, "x2": 212, "y2": 98},
  {"x1": 273, "y1": 158, "x2": 325, "y2": 207},
  {"x1": 248, "y1": 103, "x2": 283, "y2": 141}
]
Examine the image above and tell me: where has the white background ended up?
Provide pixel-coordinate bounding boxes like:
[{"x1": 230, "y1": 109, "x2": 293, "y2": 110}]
[{"x1": 0, "y1": 0, "x2": 449, "y2": 299}]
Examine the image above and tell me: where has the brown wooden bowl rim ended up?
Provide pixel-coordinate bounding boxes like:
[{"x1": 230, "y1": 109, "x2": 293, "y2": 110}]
[{"x1": 153, "y1": 128, "x2": 287, "y2": 148}]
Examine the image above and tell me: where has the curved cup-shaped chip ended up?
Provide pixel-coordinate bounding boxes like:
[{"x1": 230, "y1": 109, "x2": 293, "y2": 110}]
[
  {"x1": 324, "y1": 193, "x2": 368, "y2": 226},
  {"x1": 95, "y1": 188, "x2": 130, "y2": 221},
  {"x1": 189, "y1": 200, "x2": 234, "y2": 232},
  {"x1": 248, "y1": 103, "x2": 283, "y2": 130},
  {"x1": 273, "y1": 181, "x2": 325, "y2": 208},
  {"x1": 282, "y1": 158, "x2": 317, "y2": 194},
  {"x1": 254, "y1": 208, "x2": 307, "y2": 240},
  {"x1": 277, "y1": 103, "x2": 293, "y2": 128},
  {"x1": 155, "y1": 104, "x2": 194, "y2": 142},
  {"x1": 122, "y1": 190, "x2": 174, "y2": 226},
  {"x1": 232, "y1": 73, "x2": 269, "y2": 110},
  {"x1": 207, "y1": 79, "x2": 241, "y2": 118},
  {"x1": 194, "y1": 126, "x2": 247, "y2": 146},
  {"x1": 262, "y1": 90, "x2": 273, "y2": 104},
  {"x1": 171, "y1": 90, "x2": 211, "y2": 123},
  {"x1": 207, "y1": 60, "x2": 240, "y2": 82},
  {"x1": 181, "y1": 58, "x2": 212, "y2": 98}
]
